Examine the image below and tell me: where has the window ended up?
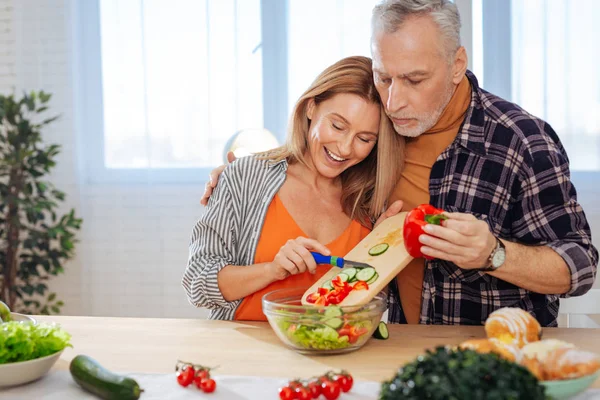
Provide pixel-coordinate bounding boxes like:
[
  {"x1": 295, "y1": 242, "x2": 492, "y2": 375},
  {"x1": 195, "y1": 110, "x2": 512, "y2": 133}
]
[
  {"x1": 97, "y1": 0, "x2": 263, "y2": 171},
  {"x1": 287, "y1": 0, "x2": 381, "y2": 111},
  {"x1": 511, "y1": 0, "x2": 600, "y2": 171},
  {"x1": 472, "y1": 0, "x2": 600, "y2": 172}
]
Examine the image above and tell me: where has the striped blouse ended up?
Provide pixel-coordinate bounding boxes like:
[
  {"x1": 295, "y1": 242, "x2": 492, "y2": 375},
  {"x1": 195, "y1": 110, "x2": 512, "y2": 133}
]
[{"x1": 182, "y1": 156, "x2": 287, "y2": 320}]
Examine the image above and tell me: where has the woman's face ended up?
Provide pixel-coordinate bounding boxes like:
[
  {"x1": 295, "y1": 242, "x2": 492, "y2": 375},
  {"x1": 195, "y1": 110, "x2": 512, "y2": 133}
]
[{"x1": 306, "y1": 93, "x2": 380, "y2": 180}]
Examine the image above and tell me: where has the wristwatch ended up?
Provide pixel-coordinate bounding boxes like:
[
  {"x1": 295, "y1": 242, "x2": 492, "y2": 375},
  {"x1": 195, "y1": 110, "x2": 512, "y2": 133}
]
[{"x1": 481, "y1": 237, "x2": 506, "y2": 271}]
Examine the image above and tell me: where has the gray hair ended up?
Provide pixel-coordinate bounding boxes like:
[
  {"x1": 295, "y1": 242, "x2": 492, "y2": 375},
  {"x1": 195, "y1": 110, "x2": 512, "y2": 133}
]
[{"x1": 372, "y1": 0, "x2": 461, "y2": 58}]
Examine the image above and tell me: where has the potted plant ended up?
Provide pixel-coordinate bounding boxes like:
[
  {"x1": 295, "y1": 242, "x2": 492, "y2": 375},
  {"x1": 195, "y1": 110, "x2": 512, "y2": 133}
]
[{"x1": 0, "y1": 91, "x2": 82, "y2": 314}]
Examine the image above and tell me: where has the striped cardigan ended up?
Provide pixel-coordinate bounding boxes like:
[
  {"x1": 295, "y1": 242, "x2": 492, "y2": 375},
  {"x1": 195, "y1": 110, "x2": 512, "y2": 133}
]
[{"x1": 182, "y1": 156, "x2": 288, "y2": 320}]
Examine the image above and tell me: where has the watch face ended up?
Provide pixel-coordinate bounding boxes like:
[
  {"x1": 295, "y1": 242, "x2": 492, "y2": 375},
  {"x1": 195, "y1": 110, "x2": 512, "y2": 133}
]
[{"x1": 492, "y1": 249, "x2": 506, "y2": 268}]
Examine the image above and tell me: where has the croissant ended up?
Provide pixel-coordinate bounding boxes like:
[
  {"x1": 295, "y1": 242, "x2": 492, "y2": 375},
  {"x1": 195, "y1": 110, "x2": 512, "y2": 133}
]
[
  {"x1": 459, "y1": 338, "x2": 522, "y2": 363},
  {"x1": 521, "y1": 339, "x2": 575, "y2": 364},
  {"x1": 543, "y1": 348, "x2": 600, "y2": 380},
  {"x1": 485, "y1": 307, "x2": 541, "y2": 348}
]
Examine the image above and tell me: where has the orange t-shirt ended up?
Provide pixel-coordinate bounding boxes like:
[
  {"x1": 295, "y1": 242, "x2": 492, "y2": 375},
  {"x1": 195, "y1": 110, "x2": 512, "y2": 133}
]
[
  {"x1": 389, "y1": 75, "x2": 472, "y2": 324},
  {"x1": 234, "y1": 194, "x2": 371, "y2": 321}
]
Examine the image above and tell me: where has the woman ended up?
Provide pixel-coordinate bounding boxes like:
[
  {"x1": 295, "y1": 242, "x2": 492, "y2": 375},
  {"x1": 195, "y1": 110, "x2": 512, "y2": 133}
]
[{"x1": 182, "y1": 56, "x2": 404, "y2": 320}]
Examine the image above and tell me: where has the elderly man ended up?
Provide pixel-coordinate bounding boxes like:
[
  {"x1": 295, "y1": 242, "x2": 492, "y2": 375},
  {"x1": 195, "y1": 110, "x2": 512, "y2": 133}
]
[{"x1": 201, "y1": 0, "x2": 598, "y2": 326}]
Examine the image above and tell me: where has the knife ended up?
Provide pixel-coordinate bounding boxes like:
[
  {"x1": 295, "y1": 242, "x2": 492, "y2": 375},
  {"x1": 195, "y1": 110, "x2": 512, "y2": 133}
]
[{"x1": 310, "y1": 252, "x2": 373, "y2": 269}]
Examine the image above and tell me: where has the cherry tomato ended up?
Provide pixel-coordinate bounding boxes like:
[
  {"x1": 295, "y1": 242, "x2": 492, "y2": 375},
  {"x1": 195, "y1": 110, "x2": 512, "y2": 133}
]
[
  {"x1": 295, "y1": 387, "x2": 311, "y2": 400},
  {"x1": 278, "y1": 386, "x2": 295, "y2": 400},
  {"x1": 308, "y1": 381, "x2": 322, "y2": 398},
  {"x1": 193, "y1": 371, "x2": 210, "y2": 389},
  {"x1": 343, "y1": 374, "x2": 354, "y2": 392},
  {"x1": 321, "y1": 380, "x2": 341, "y2": 400},
  {"x1": 335, "y1": 374, "x2": 353, "y2": 393},
  {"x1": 196, "y1": 369, "x2": 210, "y2": 381},
  {"x1": 200, "y1": 378, "x2": 217, "y2": 393},
  {"x1": 176, "y1": 365, "x2": 195, "y2": 387}
]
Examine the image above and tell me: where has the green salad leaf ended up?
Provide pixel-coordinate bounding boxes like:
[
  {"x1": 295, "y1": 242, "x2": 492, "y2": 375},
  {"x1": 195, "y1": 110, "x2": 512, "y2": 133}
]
[
  {"x1": 0, "y1": 321, "x2": 72, "y2": 364},
  {"x1": 275, "y1": 312, "x2": 373, "y2": 351}
]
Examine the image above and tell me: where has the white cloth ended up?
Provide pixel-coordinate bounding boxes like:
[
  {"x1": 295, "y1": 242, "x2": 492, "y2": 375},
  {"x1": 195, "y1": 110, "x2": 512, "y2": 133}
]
[
  {"x1": 0, "y1": 370, "x2": 381, "y2": 400},
  {"x1": 1, "y1": 370, "x2": 599, "y2": 400}
]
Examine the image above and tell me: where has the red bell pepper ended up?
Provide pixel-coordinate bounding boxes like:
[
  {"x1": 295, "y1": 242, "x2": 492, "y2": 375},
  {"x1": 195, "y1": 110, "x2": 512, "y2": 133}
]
[
  {"x1": 352, "y1": 281, "x2": 369, "y2": 291},
  {"x1": 403, "y1": 204, "x2": 447, "y2": 260},
  {"x1": 306, "y1": 292, "x2": 320, "y2": 304}
]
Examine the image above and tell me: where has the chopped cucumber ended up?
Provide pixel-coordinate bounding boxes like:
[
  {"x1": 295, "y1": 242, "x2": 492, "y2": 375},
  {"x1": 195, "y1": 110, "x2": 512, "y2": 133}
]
[
  {"x1": 334, "y1": 273, "x2": 349, "y2": 283},
  {"x1": 341, "y1": 267, "x2": 357, "y2": 282},
  {"x1": 366, "y1": 272, "x2": 379, "y2": 285},
  {"x1": 372, "y1": 321, "x2": 389, "y2": 340},
  {"x1": 321, "y1": 280, "x2": 333, "y2": 290},
  {"x1": 324, "y1": 317, "x2": 344, "y2": 330},
  {"x1": 356, "y1": 267, "x2": 377, "y2": 282},
  {"x1": 324, "y1": 306, "x2": 343, "y2": 318},
  {"x1": 368, "y1": 243, "x2": 389, "y2": 256}
]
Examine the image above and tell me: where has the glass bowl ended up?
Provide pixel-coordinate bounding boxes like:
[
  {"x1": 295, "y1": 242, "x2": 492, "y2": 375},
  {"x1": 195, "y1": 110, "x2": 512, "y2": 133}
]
[{"x1": 262, "y1": 286, "x2": 386, "y2": 355}]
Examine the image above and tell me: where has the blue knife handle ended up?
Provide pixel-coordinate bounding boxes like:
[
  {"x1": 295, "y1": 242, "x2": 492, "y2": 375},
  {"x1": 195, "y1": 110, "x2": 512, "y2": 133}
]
[{"x1": 311, "y1": 252, "x2": 344, "y2": 268}]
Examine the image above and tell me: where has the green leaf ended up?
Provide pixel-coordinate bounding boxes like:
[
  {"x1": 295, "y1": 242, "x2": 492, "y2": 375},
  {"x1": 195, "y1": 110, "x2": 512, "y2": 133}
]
[
  {"x1": 0, "y1": 321, "x2": 71, "y2": 364},
  {"x1": 35, "y1": 283, "x2": 47, "y2": 295},
  {"x1": 48, "y1": 292, "x2": 56, "y2": 302},
  {"x1": 22, "y1": 285, "x2": 34, "y2": 296},
  {"x1": 38, "y1": 91, "x2": 51, "y2": 103}
]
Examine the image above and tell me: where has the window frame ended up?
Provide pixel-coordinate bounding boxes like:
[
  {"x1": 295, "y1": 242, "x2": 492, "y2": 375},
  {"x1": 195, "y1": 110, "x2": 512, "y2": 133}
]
[{"x1": 76, "y1": 0, "x2": 288, "y2": 184}]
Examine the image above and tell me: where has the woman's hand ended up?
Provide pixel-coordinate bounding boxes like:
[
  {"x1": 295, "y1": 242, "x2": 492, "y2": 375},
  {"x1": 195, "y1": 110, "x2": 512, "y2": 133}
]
[
  {"x1": 374, "y1": 200, "x2": 404, "y2": 229},
  {"x1": 267, "y1": 237, "x2": 331, "y2": 281}
]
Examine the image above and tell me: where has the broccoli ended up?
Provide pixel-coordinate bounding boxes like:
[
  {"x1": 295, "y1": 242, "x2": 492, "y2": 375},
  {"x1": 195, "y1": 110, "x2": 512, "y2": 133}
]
[{"x1": 379, "y1": 346, "x2": 547, "y2": 400}]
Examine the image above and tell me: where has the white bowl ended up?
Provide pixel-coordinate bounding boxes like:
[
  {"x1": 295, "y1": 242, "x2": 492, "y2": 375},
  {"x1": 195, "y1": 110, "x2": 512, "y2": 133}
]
[
  {"x1": 9, "y1": 312, "x2": 37, "y2": 324},
  {"x1": 0, "y1": 349, "x2": 63, "y2": 387}
]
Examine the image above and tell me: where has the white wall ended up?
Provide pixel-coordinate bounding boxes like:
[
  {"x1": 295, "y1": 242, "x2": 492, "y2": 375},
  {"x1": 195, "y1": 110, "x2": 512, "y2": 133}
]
[{"x1": 0, "y1": 0, "x2": 598, "y2": 322}]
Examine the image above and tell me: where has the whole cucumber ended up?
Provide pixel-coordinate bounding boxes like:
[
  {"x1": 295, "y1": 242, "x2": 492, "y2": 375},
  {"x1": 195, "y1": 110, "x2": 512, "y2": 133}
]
[{"x1": 69, "y1": 355, "x2": 143, "y2": 400}]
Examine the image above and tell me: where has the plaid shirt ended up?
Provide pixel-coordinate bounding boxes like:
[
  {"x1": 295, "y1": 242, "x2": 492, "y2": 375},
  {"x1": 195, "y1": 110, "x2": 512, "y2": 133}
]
[{"x1": 387, "y1": 71, "x2": 598, "y2": 327}]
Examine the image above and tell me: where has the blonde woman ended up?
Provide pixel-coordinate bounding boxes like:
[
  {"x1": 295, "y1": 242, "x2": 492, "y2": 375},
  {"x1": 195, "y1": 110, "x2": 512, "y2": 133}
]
[{"x1": 183, "y1": 56, "x2": 404, "y2": 320}]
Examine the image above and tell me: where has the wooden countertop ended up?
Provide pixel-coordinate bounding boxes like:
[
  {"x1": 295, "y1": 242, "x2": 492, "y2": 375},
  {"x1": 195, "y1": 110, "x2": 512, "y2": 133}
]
[{"x1": 37, "y1": 316, "x2": 600, "y2": 388}]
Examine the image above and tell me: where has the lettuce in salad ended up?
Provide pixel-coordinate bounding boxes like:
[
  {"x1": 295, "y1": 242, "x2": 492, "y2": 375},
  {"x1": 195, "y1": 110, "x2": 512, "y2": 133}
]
[
  {"x1": 0, "y1": 321, "x2": 72, "y2": 364},
  {"x1": 275, "y1": 311, "x2": 373, "y2": 350}
]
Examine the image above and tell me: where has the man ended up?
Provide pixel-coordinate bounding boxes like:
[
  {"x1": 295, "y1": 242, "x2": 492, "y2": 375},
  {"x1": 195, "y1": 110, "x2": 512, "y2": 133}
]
[{"x1": 201, "y1": 0, "x2": 598, "y2": 326}]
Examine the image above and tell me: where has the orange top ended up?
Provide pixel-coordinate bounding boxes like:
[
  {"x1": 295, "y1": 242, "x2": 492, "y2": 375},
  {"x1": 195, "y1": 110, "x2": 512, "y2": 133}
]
[
  {"x1": 389, "y1": 75, "x2": 472, "y2": 324},
  {"x1": 234, "y1": 194, "x2": 371, "y2": 321}
]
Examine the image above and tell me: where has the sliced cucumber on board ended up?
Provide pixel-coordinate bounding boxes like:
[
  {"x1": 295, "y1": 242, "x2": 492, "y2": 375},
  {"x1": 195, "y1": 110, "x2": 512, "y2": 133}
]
[
  {"x1": 334, "y1": 273, "x2": 349, "y2": 283},
  {"x1": 356, "y1": 267, "x2": 377, "y2": 282},
  {"x1": 321, "y1": 280, "x2": 334, "y2": 290},
  {"x1": 341, "y1": 267, "x2": 357, "y2": 282},
  {"x1": 368, "y1": 243, "x2": 389, "y2": 256},
  {"x1": 366, "y1": 272, "x2": 379, "y2": 285}
]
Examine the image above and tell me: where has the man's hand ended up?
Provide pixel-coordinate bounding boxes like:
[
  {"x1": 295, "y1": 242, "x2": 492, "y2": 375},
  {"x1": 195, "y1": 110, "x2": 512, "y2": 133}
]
[
  {"x1": 200, "y1": 151, "x2": 237, "y2": 206},
  {"x1": 418, "y1": 212, "x2": 497, "y2": 269},
  {"x1": 374, "y1": 200, "x2": 403, "y2": 229}
]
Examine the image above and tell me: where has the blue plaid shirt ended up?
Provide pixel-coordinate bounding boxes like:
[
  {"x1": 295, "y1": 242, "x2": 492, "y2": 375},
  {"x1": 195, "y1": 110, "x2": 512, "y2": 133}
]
[{"x1": 387, "y1": 71, "x2": 598, "y2": 327}]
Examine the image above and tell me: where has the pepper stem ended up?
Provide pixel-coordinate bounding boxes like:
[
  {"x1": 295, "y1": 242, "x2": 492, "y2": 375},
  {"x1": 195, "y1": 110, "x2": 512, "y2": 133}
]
[{"x1": 424, "y1": 214, "x2": 448, "y2": 225}]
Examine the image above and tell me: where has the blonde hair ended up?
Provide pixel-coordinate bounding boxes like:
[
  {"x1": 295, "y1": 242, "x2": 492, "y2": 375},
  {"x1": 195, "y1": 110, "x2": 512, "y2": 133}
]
[{"x1": 258, "y1": 56, "x2": 404, "y2": 226}]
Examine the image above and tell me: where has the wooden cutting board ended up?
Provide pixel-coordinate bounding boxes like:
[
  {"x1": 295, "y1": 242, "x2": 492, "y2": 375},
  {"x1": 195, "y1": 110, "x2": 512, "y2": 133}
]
[{"x1": 301, "y1": 212, "x2": 414, "y2": 307}]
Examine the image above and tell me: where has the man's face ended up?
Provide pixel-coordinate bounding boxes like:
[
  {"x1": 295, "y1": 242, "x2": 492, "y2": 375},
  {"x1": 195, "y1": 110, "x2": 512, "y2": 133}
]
[{"x1": 371, "y1": 16, "x2": 458, "y2": 137}]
